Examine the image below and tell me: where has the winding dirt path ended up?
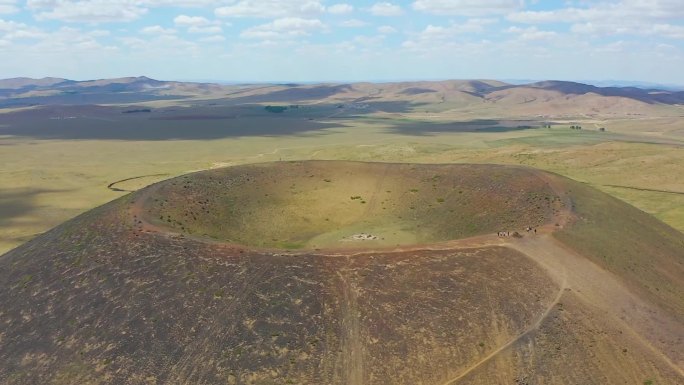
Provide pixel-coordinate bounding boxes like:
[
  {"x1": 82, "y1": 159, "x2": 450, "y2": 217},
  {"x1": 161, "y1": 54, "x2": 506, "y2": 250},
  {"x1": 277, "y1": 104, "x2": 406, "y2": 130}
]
[
  {"x1": 603, "y1": 183, "x2": 684, "y2": 196},
  {"x1": 439, "y1": 231, "x2": 684, "y2": 383},
  {"x1": 441, "y1": 269, "x2": 568, "y2": 385},
  {"x1": 511, "y1": 235, "x2": 684, "y2": 378},
  {"x1": 108, "y1": 173, "x2": 169, "y2": 192}
]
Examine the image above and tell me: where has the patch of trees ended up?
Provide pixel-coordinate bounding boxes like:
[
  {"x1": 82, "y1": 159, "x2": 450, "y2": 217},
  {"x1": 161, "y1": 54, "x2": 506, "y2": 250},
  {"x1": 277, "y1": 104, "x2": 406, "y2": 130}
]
[
  {"x1": 265, "y1": 105, "x2": 288, "y2": 113},
  {"x1": 570, "y1": 125, "x2": 583, "y2": 130},
  {"x1": 123, "y1": 108, "x2": 152, "y2": 114}
]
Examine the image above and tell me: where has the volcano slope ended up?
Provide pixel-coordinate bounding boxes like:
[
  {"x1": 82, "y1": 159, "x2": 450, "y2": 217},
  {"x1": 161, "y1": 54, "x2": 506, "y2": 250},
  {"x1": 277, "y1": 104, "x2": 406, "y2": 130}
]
[{"x1": 0, "y1": 161, "x2": 682, "y2": 385}]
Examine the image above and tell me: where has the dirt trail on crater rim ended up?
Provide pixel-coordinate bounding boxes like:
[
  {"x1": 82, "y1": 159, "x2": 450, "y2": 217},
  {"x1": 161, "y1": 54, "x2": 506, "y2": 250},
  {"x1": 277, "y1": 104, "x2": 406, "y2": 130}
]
[{"x1": 0, "y1": 161, "x2": 682, "y2": 384}]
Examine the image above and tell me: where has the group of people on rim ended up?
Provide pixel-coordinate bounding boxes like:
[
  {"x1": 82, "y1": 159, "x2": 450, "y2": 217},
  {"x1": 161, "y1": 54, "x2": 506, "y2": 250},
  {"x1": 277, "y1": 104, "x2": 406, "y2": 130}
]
[{"x1": 497, "y1": 226, "x2": 537, "y2": 237}]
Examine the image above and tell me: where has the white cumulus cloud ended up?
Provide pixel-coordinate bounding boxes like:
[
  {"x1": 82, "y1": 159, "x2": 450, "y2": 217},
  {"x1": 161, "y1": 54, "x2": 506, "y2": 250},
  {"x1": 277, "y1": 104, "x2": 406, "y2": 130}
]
[
  {"x1": 240, "y1": 17, "x2": 326, "y2": 39},
  {"x1": 327, "y1": 3, "x2": 353, "y2": 15},
  {"x1": 141, "y1": 25, "x2": 176, "y2": 34},
  {"x1": 0, "y1": 18, "x2": 26, "y2": 32},
  {"x1": 174, "y1": 14, "x2": 222, "y2": 34},
  {"x1": 188, "y1": 25, "x2": 222, "y2": 34},
  {"x1": 377, "y1": 25, "x2": 397, "y2": 34},
  {"x1": 0, "y1": 18, "x2": 46, "y2": 39},
  {"x1": 369, "y1": 2, "x2": 403, "y2": 17},
  {"x1": 26, "y1": 0, "x2": 148, "y2": 22},
  {"x1": 215, "y1": 0, "x2": 325, "y2": 18},
  {"x1": 509, "y1": 1, "x2": 684, "y2": 24},
  {"x1": 199, "y1": 34, "x2": 224, "y2": 42},
  {"x1": 651, "y1": 24, "x2": 684, "y2": 40},
  {"x1": 508, "y1": 1, "x2": 684, "y2": 40},
  {"x1": 339, "y1": 19, "x2": 367, "y2": 28},
  {"x1": 413, "y1": 0, "x2": 523, "y2": 16},
  {"x1": 174, "y1": 14, "x2": 210, "y2": 26},
  {"x1": 402, "y1": 18, "x2": 496, "y2": 50},
  {"x1": 24, "y1": 0, "x2": 255, "y2": 23},
  {"x1": 506, "y1": 26, "x2": 556, "y2": 40},
  {"x1": 0, "y1": 0, "x2": 19, "y2": 14}
]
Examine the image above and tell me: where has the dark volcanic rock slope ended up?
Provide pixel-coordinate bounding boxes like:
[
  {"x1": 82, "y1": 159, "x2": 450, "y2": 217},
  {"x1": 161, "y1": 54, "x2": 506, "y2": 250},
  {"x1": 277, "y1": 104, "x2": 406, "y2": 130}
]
[
  {"x1": 0, "y1": 194, "x2": 556, "y2": 384},
  {"x1": 0, "y1": 161, "x2": 682, "y2": 385}
]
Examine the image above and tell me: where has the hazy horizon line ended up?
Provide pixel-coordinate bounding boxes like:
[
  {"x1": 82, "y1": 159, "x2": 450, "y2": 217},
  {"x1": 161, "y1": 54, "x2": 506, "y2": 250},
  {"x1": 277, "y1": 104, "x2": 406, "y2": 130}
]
[{"x1": 3, "y1": 75, "x2": 684, "y2": 90}]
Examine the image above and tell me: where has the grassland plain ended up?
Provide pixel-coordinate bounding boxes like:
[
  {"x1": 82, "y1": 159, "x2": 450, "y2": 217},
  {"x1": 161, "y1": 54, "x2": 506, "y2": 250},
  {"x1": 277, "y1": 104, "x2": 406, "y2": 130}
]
[
  {"x1": 0, "y1": 161, "x2": 682, "y2": 384},
  {"x1": 2, "y1": 78, "x2": 684, "y2": 256},
  {"x1": 2, "y1": 119, "x2": 684, "y2": 254}
]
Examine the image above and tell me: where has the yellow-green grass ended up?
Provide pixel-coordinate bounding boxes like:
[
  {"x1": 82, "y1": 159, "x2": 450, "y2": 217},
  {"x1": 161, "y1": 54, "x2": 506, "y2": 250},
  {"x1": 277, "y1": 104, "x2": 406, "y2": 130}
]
[
  {"x1": 143, "y1": 161, "x2": 558, "y2": 249},
  {"x1": 2, "y1": 116, "x2": 684, "y2": 255},
  {"x1": 0, "y1": 122, "x2": 580, "y2": 254}
]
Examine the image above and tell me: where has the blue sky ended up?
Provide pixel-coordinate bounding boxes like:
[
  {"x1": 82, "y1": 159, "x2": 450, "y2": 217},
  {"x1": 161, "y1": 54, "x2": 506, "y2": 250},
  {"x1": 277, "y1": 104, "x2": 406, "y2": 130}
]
[{"x1": 1, "y1": 0, "x2": 684, "y2": 84}]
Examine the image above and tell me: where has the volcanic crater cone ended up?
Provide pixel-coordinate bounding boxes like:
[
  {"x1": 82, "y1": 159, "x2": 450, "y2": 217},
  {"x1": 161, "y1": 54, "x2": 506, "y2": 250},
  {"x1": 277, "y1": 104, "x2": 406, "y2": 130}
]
[{"x1": 0, "y1": 161, "x2": 682, "y2": 385}]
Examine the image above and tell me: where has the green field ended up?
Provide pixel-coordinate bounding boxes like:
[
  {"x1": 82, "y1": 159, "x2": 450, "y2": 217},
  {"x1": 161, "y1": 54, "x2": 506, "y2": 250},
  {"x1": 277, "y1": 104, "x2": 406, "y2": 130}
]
[{"x1": 2, "y1": 102, "x2": 684, "y2": 254}]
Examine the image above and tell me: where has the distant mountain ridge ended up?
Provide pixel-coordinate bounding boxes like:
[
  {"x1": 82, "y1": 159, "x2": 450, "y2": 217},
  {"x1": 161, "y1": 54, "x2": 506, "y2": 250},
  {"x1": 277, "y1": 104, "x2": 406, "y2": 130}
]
[
  {"x1": 0, "y1": 76, "x2": 170, "y2": 93},
  {"x1": 2, "y1": 76, "x2": 684, "y2": 109},
  {"x1": 0, "y1": 77, "x2": 70, "y2": 89},
  {"x1": 0, "y1": 76, "x2": 225, "y2": 107}
]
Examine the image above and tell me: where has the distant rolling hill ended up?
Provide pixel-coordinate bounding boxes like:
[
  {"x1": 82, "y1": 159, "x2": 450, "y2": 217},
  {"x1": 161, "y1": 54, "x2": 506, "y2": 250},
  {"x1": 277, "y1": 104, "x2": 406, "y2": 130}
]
[
  {"x1": 1, "y1": 77, "x2": 684, "y2": 112},
  {"x1": 0, "y1": 161, "x2": 681, "y2": 384},
  {"x1": 0, "y1": 77, "x2": 69, "y2": 89},
  {"x1": 0, "y1": 76, "x2": 225, "y2": 106}
]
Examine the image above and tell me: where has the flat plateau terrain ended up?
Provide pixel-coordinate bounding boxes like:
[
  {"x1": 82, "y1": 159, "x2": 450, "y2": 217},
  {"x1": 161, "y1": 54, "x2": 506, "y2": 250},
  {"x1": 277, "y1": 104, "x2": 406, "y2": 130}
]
[
  {"x1": 2, "y1": 78, "x2": 684, "y2": 255},
  {"x1": 0, "y1": 161, "x2": 682, "y2": 384}
]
